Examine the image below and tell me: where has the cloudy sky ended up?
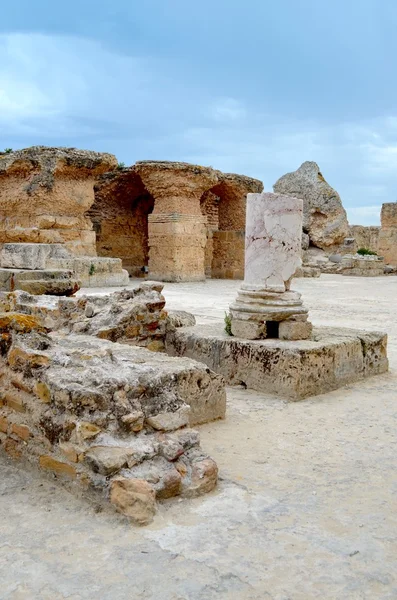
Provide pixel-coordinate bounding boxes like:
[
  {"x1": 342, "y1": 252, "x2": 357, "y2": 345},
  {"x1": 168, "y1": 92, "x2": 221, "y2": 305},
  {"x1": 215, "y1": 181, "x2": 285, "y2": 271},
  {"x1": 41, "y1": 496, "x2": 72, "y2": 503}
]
[{"x1": 1, "y1": 0, "x2": 396, "y2": 224}]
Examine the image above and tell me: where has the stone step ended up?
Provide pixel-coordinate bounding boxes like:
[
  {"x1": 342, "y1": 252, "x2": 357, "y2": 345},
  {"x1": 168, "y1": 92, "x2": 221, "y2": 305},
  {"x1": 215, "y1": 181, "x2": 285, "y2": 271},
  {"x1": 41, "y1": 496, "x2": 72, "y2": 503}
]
[{"x1": 0, "y1": 268, "x2": 80, "y2": 296}]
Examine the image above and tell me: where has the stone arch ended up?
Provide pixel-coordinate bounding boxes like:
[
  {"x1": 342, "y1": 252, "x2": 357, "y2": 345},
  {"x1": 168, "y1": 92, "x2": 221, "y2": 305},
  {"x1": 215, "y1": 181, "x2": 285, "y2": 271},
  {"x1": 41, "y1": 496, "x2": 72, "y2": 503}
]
[
  {"x1": 89, "y1": 170, "x2": 154, "y2": 277},
  {"x1": 200, "y1": 175, "x2": 262, "y2": 279}
]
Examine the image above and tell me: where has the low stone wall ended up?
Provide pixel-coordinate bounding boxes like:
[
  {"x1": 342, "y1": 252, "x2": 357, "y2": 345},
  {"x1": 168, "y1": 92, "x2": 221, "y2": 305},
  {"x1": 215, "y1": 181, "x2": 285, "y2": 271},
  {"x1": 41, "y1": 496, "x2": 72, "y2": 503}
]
[
  {"x1": 0, "y1": 243, "x2": 129, "y2": 292},
  {"x1": 0, "y1": 285, "x2": 226, "y2": 524},
  {"x1": 341, "y1": 256, "x2": 384, "y2": 277}
]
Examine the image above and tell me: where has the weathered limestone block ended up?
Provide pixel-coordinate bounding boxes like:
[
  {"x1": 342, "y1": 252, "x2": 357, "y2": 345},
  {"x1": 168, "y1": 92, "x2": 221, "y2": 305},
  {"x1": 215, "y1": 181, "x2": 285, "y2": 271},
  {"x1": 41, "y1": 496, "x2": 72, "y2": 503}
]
[
  {"x1": 0, "y1": 243, "x2": 129, "y2": 290},
  {"x1": 230, "y1": 192, "x2": 311, "y2": 340},
  {"x1": 0, "y1": 243, "x2": 70, "y2": 270},
  {"x1": 47, "y1": 256, "x2": 129, "y2": 288},
  {"x1": 0, "y1": 147, "x2": 117, "y2": 256},
  {"x1": 0, "y1": 268, "x2": 80, "y2": 296},
  {"x1": 340, "y1": 255, "x2": 384, "y2": 277},
  {"x1": 273, "y1": 162, "x2": 349, "y2": 249},
  {"x1": 167, "y1": 323, "x2": 388, "y2": 400},
  {"x1": 0, "y1": 313, "x2": 225, "y2": 524},
  {"x1": 378, "y1": 203, "x2": 397, "y2": 265}
]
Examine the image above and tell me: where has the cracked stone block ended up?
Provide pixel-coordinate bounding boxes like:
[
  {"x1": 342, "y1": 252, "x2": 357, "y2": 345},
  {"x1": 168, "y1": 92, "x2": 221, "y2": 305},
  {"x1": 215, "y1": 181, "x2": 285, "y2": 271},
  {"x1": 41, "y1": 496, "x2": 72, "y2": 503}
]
[{"x1": 166, "y1": 322, "x2": 388, "y2": 400}]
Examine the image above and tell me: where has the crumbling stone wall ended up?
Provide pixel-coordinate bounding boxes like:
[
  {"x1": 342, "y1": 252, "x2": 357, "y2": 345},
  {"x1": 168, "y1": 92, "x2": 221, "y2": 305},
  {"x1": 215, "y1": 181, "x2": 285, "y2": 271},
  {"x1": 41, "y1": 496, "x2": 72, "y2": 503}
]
[
  {"x1": 378, "y1": 203, "x2": 397, "y2": 264},
  {"x1": 197, "y1": 175, "x2": 263, "y2": 280},
  {"x1": 348, "y1": 225, "x2": 380, "y2": 254},
  {"x1": 0, "y1": 148, "x2": 263, "y2": 283},
  {"x1": 0, "y1": 285, "x2": 226, "y2": 525},
  {"x1": 0, "y1": 147, "x2": 116, "y2": 256}
]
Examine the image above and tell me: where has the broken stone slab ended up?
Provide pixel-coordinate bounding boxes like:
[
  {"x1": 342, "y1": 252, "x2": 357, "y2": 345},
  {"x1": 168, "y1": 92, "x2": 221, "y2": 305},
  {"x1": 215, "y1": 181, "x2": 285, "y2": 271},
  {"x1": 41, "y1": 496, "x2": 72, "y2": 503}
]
[
  {"x1": 0, "y1": 268, "x2": 80, "y2": 296},
  {"x1": 46, "y1": 256, "x2": 129, "y2": 287},
  {"x1": 0, "y1": 243, "x2": 70, "y2": 270},
  {"x1": 166, "y1": 323, "x2": 388, "y2": 400}
]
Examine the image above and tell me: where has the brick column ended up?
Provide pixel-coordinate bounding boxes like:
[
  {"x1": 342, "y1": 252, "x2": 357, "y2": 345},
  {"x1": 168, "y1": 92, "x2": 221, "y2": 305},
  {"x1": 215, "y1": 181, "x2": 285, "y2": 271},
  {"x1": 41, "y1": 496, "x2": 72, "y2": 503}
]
[{"x1": 135, "y1": 161, "x2": 218, "y2": 282}]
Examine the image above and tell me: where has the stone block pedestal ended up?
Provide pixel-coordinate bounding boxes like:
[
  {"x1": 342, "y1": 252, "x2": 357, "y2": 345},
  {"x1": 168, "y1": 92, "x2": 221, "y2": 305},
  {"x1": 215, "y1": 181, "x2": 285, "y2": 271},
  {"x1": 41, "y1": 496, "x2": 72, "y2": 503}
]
[{"x1": 166, "y1": 323, "x2": 388, "y2": 400}]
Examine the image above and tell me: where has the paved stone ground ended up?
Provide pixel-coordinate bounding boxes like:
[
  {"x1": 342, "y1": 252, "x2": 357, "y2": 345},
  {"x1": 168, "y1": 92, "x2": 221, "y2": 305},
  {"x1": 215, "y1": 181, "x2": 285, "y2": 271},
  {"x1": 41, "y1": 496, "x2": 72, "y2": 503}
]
[{"x1": 1, "y1": 275, "x2": 397, "y2": 599}]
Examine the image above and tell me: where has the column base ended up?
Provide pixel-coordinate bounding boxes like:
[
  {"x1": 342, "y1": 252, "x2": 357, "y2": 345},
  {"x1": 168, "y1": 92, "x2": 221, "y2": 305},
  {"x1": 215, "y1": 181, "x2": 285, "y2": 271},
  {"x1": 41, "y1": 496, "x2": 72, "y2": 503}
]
[{"x1": 229, "y1": 287, "x2": 311, "y2": 340}]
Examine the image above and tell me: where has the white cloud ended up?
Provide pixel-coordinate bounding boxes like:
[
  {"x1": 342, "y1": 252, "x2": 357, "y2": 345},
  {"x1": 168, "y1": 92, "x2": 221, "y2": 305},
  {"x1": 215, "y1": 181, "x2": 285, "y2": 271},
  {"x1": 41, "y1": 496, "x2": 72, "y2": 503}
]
[
  {"x1": 1, "y1": 32, "x2": 397, "y2": 226},
  {"x1": 209, "y1": 97, "x2": 246, "y2": 122}
]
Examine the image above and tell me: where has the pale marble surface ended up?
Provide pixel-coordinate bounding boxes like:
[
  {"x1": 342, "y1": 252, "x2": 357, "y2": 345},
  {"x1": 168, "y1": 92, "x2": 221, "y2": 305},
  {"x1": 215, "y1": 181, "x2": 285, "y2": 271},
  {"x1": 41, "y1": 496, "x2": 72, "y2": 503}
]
[{"x1": 244, "y1": 192, "x2": 303, "y2": 292}]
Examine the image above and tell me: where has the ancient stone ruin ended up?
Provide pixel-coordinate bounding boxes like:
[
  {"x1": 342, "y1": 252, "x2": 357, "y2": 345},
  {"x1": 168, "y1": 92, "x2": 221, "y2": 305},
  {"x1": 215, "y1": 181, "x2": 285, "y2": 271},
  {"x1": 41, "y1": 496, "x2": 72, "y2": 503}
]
[
  {"x1": 167, "y1": 192, "x2": 388, "y2": 399},
  {"x1": 0, "y1": 148, "x2": 263, "y2": 290},
  {"x1": 0, "y1": 146, "x2": 392, "y2": 526},
  {"x1": 93, "y1": 160, "x2": 262, "y2": 281},
  {"x1": 273, "y1": 161, "x2": 349, "y2": 251},
  {"x1": 0, "y1": 283, "x2": 225, "y2": 524}
]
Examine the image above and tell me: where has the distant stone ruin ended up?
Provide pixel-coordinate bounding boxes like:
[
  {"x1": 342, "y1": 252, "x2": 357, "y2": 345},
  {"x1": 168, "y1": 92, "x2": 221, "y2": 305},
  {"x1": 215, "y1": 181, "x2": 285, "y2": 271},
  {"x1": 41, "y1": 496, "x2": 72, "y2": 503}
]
[
  {"x1": 93, "y1": 160, "x2": 262, "y2": 281},
  {"x1": 0, "y1": 148, "x2": 263, "y2": 288}
]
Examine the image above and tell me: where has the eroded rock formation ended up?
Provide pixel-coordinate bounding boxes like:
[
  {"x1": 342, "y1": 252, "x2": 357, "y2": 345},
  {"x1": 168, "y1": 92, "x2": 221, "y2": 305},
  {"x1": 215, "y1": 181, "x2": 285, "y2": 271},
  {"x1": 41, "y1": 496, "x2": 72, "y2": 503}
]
[{"x1": 273, "y1": 161, "x2": 349, "y2": 250}]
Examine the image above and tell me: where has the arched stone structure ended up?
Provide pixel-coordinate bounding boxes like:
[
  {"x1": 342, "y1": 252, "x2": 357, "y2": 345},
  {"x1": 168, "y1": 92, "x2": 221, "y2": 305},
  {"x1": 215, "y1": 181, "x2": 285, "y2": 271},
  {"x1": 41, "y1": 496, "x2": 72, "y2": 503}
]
[
  {"x1": 201, "y1": 174, "x2": 263, "y2": 279},
  {"x1": 90, "y1": 170, "x2": 154, "y2": 277},
  {"x1": 134, "y1": 161, "x2": 218, "y2": 282},
  {"x1": 94, "y1": 162, "x2": 263, "y2": 282}
]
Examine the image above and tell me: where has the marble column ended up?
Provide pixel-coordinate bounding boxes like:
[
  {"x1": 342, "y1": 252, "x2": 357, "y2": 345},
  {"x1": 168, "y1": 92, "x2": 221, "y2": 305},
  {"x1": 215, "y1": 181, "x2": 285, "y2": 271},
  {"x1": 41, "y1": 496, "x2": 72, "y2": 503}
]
[{"x1": 229, "y1": 192, "x2": 312, "y2": 340}]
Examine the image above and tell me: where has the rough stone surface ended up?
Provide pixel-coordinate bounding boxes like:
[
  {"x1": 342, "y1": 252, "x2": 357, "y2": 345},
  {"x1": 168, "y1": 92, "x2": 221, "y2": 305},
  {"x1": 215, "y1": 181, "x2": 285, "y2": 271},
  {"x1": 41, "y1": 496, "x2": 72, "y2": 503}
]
[
  {"x1": 0, "y1": 242, "x2": 129, "y2": 289},
  {"x1": 378, "y1": 203, "x2": 397, "y2": 264},
  {"x1": 167, "y1": 310, "x2": 196, "y2": 328},
  {"x1": 348, "y1": 225, "x2": 380, "y2": 254},
  {"x1": 110, "y1": 478, "x2": 156, "y2": 525},
  {"x1": 0, "y1": 287, "x2": 224, "y2": 523},
  {"x1": 167, "y1": 323, "x2": 388, "y2": 400},
  {"x1": 0, "y1": 267, "x2": 80, "y2": 296},
  {"x1": 273, "y1": 161, "x2": 349, "y2": 249},
  {"x1": 0, "y1": 147, "x2": 117, "y2": 256}
]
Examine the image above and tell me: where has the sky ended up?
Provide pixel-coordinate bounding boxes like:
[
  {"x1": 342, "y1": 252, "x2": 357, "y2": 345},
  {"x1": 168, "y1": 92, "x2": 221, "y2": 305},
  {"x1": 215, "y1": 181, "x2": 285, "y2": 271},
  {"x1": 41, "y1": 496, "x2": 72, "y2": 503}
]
[{"x1": 1, "y1": 0, "x2": 397, "y2": 225}]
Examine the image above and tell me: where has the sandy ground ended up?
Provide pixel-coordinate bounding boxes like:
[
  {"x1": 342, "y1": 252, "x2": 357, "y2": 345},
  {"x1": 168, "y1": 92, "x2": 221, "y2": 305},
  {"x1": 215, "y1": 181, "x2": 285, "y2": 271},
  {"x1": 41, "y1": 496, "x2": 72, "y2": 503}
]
[{"x1": 1, "y1": 274, "x2": 397, "y2": 600}]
